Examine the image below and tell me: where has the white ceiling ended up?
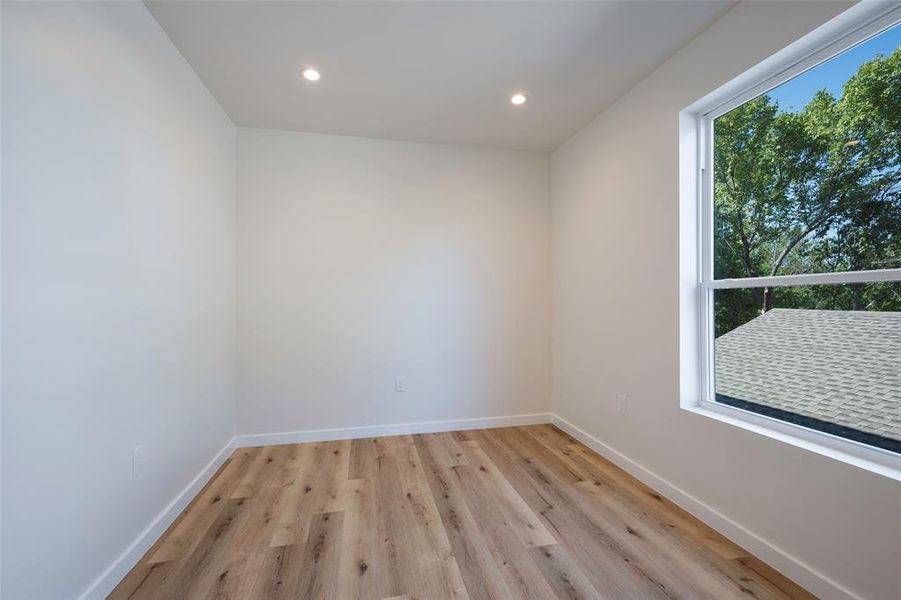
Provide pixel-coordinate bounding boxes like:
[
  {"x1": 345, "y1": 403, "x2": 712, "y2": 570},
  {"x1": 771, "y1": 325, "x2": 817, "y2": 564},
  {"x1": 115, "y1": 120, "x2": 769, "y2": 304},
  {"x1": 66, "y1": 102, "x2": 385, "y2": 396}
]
[{"x1": 146, "y1": 1, "x2": 734, "y2": 152}]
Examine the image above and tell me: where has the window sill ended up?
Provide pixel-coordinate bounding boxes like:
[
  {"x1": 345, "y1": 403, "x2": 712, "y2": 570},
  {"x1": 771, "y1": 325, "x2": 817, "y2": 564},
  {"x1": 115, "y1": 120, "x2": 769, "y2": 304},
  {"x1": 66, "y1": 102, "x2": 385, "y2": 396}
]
[{"x1": 683, "y1": 400, "x2": 901, "y2": 482}]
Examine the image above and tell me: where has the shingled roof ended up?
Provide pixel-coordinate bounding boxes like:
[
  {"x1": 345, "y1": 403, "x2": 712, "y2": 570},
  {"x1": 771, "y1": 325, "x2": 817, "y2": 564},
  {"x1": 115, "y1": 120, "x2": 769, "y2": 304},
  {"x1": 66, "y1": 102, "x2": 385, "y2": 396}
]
[{"x1": 715, "y1": 308, "x2": 900, "y2": 449}]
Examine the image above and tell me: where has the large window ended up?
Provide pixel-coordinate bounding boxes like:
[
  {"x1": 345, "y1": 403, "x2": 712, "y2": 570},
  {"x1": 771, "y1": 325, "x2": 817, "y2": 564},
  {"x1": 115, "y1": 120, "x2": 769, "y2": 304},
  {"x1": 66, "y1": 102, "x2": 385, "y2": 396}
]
[{"x1": 697, "y1": 11, "x2": 900, "y2": 459}]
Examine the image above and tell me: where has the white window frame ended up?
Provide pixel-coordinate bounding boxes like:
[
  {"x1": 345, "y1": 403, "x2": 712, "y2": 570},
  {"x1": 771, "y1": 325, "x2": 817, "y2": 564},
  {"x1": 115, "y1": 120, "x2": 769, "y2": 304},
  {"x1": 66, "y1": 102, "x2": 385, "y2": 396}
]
[{"x1": 681, "y1": 2, "x2": 901, "y2": 481}]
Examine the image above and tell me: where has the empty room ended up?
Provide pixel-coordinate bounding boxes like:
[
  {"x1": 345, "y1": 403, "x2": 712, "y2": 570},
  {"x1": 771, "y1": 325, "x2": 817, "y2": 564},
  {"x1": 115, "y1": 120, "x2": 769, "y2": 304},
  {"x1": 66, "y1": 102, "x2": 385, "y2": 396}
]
[{"x1": 2, "y1": 0, "x2": 900, "y2": 598}]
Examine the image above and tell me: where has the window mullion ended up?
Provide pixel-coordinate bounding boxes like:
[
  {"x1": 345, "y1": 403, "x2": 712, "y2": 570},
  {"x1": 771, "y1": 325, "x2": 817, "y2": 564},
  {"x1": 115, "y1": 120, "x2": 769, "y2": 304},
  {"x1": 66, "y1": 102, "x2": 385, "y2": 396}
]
[{"x1": 708, "y1": 268, "x2": 901, "y2": 290}]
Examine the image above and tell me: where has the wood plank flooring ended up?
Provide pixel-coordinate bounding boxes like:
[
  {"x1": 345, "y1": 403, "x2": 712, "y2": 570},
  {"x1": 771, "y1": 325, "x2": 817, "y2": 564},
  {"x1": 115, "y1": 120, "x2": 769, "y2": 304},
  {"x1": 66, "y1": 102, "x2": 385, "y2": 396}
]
[{"x1": 110, "y1": 425, "x2": 816, "y2": 599}]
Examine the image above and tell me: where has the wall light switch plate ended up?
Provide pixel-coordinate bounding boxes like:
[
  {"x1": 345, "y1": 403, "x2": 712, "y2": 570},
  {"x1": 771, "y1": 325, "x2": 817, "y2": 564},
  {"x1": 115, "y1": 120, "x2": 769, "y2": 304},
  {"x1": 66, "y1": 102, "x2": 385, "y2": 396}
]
[
  {"x1": 617, "y1": 395, "x2": 627, "y2": 415},
  {"x1": 395, "y1": 376, "x2": 407, "y2": 392}
]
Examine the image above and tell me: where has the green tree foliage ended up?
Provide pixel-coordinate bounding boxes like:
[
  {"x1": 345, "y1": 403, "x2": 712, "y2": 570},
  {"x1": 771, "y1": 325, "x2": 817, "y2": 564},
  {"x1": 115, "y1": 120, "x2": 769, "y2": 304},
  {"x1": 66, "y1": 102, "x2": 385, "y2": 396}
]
[{"x1": 713, "y1": 46, "x2": 901, "y2": 335}]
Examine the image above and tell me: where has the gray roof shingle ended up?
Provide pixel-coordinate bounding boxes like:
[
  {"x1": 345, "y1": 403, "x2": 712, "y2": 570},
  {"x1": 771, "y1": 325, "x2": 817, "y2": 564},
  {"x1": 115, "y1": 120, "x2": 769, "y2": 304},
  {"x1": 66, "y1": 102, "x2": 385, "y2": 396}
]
[{"x1": 715, "y1": 308, "x2": 901, "y2": 443}]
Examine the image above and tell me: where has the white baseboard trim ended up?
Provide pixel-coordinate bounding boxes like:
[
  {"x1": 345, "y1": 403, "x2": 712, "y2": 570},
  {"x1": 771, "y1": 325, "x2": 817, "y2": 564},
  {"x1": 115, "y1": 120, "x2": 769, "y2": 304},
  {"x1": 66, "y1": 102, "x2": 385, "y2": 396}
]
[
  {"x1": 550, "y1": 414, "x2": 862, "y2": 600},
  {"x1": 77, "y1": 437, "x2": 237, "y2": 600},
  {"x1": 80, "y1": 412, "x2": 855, "y2": 600},
  {"x1": 235, "y1": 413, "x2": 552, "y2": 448},
  {"x1": 78, "y1": 413, "x2": 548, "y2": 599}
]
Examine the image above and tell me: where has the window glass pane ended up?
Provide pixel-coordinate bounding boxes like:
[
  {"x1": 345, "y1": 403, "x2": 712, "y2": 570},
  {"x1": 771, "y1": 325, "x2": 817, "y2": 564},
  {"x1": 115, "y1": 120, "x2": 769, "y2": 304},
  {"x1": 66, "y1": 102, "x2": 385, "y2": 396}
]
[
  {"x1": 713, "y1": 23, "x2": 901, "y2": 280},
  {"x1": 714, "y1": 282, "x2": 900, "y2": 452}
]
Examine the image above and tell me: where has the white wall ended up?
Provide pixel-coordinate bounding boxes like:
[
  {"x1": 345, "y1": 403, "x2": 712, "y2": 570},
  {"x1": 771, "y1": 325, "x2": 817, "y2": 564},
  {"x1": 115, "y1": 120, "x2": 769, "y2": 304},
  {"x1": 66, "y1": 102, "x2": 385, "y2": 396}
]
[
  {"x1": 1, "y1": 3, "x2": 236, "y2": 598},
  {"x1": 0, "y1": 1, "x2": 5, "y2": 594},
  {"x1": 551, "y1": 2, "x2": 901, "y2": 600},
  {"x1": 237, "y1": 128, "x2": 550, "y2": 436}
]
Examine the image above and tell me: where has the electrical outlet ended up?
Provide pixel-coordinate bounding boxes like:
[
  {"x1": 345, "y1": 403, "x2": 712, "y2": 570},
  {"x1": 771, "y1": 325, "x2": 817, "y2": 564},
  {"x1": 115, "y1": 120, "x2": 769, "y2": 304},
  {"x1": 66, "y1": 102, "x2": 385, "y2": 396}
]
[
  {"x1": 395, "y1": 376, "x2": 407, "y2": 392},
  {"x1": 133, "y1": 445, "x2": 146, "y2": 477},
  {"x1": 617, "y1": 395, "x2": 627, "y2": 415}
]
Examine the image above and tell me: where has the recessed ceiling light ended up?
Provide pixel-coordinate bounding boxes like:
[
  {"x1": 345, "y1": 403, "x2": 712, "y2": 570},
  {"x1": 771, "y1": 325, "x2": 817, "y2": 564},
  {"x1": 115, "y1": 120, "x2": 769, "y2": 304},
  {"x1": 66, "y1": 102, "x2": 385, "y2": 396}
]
[
  {"x1": 510, "y1": 93, "x2": 527, "y2": 106},
  {"x1": 302, "y1": 68, "x2": 321, "y2": 81}
]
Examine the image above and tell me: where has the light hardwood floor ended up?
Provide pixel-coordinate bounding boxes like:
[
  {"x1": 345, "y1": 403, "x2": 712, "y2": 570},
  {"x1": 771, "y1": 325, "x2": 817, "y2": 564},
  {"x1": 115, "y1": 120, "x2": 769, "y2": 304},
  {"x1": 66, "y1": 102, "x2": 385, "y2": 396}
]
[{"x1": 110, "y1": 425, "x2": 816, "y2": 599}]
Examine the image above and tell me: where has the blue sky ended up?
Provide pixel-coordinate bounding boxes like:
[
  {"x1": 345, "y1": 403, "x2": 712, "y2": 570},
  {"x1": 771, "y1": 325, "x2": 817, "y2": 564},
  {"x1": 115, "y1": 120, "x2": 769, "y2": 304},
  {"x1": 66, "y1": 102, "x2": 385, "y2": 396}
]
[{"x1": 767, "y1": 22, "x2": 900, "y2": 112}]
